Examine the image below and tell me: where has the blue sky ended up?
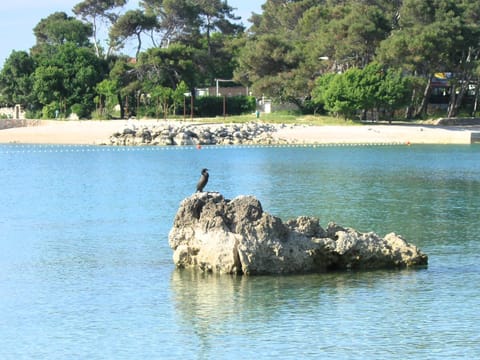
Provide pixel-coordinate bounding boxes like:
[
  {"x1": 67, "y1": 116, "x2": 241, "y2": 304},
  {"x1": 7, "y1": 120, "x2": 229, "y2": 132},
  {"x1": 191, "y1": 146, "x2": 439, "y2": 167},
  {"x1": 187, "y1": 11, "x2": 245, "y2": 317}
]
[{"x1": 0, "y1": 0, "x2": 263, "y2": 66}]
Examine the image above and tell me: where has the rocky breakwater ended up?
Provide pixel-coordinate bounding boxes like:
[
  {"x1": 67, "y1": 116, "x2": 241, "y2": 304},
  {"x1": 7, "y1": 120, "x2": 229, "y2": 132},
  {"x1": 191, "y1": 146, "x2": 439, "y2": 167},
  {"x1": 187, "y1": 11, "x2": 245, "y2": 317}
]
[
  {"x1": 168, "y1": 192, "x2": 428, "y2": 275},
  {"x1": 108, "y1": 122, "x2": 285, "y2": 146}
]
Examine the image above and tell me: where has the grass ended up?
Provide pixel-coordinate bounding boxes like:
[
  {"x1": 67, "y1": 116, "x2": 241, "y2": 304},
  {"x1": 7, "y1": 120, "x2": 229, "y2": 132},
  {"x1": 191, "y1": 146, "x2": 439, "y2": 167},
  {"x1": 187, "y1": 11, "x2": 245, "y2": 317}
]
[
  {"x1": 192, "y1": 112, "x2": 361, "y2": 126},
  {"x1": 93, "y1": 110, "x2": 431, "y2": 126}
]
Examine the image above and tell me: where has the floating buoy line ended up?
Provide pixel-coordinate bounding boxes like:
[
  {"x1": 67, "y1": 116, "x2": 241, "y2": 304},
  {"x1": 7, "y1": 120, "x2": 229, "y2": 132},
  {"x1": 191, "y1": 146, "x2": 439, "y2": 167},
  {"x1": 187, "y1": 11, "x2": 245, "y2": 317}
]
[{"x1": 0, "y1": 142, "x2": 405, "y2": 154}]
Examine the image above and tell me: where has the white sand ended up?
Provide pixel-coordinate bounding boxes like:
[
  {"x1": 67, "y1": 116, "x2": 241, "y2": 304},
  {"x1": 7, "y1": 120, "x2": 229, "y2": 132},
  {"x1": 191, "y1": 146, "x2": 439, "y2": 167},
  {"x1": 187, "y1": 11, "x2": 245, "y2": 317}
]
[
  {"x1": 273, "y1": 124, "x2": 475, "y2": 145},
  {"x1": 0, "y1": 120, "x2": 161, "y2": 145},
  {"x1": 0, "y1": 119, "x2": 477, "y2": 145}
]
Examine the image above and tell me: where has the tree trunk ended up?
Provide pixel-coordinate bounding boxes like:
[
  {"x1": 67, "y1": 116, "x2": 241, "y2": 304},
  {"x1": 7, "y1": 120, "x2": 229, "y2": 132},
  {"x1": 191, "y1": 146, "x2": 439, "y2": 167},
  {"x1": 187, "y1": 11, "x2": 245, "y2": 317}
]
[
  {"x1": 472, "y1": 79, "x2": 479, "y2": 117},
  {"x1": 92, "y1": 18, "x2": 100, "y2": 58},
  {"x1": 117, "y1": 93, "x2": 124, "y2": 119},
  {"x1": 448, "y1": 74, "x2": 471, "y2": 118},
  {"x1": 405, "y1": 87, "x2": 416, "y2": 119},
  {"x1": 414, "y1": 75, "x2": 432, "y2": 118},
  {"x1": 135, "y1": 32, "x2": 142, "y2": 59}
]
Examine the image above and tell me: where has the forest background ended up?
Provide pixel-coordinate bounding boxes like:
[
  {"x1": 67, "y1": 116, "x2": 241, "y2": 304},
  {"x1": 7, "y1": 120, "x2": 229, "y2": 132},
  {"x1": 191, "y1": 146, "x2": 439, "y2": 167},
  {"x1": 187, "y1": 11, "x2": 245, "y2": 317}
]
[{"x1": 0, "y1": 0, "x2": 479, "y2": 121}]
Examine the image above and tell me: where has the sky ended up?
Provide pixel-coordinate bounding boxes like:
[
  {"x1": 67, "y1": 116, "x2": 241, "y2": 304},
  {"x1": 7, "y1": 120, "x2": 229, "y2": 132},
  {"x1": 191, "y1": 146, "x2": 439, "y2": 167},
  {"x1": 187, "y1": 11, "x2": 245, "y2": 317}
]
[{"x1": 0, "y1": 0, "x2": 263, "y2": 67}]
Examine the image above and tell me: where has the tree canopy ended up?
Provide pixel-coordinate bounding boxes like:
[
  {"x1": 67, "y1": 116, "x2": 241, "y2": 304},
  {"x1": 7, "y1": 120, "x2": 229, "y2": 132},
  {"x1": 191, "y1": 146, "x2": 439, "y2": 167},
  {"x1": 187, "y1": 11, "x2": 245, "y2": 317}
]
[
  {"x1": 0, "y1": 51, "x2": 35, "y2": 107},
  {"x1": 235, "y1": 0, "x2": 480, "y2": 118},
  {"x1": 1, "y1": 0, "x2": 479, "y2": 120},
  {"x1": 31, "y1": 12, "x2": 93, "y2": 56},
  {"x1": 73, "y1": 0, "x2": 127, "y2": 58}
]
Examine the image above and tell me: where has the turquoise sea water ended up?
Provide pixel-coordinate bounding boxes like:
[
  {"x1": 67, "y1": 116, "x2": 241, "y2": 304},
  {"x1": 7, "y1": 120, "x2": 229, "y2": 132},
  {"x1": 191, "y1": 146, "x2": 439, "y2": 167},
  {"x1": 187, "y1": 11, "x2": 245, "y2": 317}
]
[{"x1": 1, "y1": 144, "x2": 479, "y2": 359}]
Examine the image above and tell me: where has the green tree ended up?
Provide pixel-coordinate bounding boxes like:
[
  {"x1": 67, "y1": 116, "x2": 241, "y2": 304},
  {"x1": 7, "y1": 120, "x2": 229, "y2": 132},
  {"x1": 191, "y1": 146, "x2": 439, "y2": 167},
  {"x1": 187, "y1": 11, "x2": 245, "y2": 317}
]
[
  {"x1": 323, "y1": 68, "x2": 364, "y2": 120},
  {"x1": 194, "y1": 0, "x2": 243, "y2": 54},
  {"x1": 234, "y1": 33, "x2": 303, "y2": 106},
  {"x1": 73, "y1": 0, "x2": 127, "y2": 58},
  {"x1": 377, "y1": 0, "x2": 480, "y2": 118},
  {"x1": 139, "y1": 0, "x2": 198, "y2": 47},
  {"x1": 312, "y1": 63, "x2": 412, "y2": 121},
  {"x1": 31, "y1": 12, "x2": 93, "y2": 57},
  {"x1": 172, "y1": 80, "x2": 189, "y2": 114},
  {"x1": 307, "y1": 2, "x2": 392, "y2": 71},
  {"x1": 33, "y1": 43, "x2": 108, "y2": 118},
  {"x1": 0, "y1": 51, "x2": 35, "y2": 107},
  {"x1": 5, "y1": 0, "x2": 479, "y2": 120},
  {"x1": 95, "y1": 78, "x2": 119, "y2": 117},
  {"x1": 150, "y1": 85, "x2": 174, "y2": 119},
  {"x1": 358, "y1": 62, "x2": 412, "y2": 121},
  {"x1": 138, "y1": 0, "x2": 243, "y2": 87},
  {"x1": 375, "y1": 67, "x2": 412, "y2": 121},
  {"x1": 137, "y1": 44, "x2": 197, "y2": 90},
  {"x1": 311, "y1": 72, "x2": 336, "y2": 113},
  {"x1": 442, "y1": 0, "x2": 480, "y2": 117},
  {"x1": 139, "y1": 0, "x2": 242, "y2": 48},
  {"x1": 236, "y1": 0, "x2": 393, "y2": 111},
  {"x1": 235, "y1": 0, "x2": 315, "y2": 109},
  {"x1": 109, "y1": 57, "x2": 139, "y2": 118},
  {"x1": 32, "y1": 65, "x2": 66, "y2": 117},
  {"x1": 94, "y1": 57, "x2": 138, "y2": 119},
  {"x1": 109, "y1": 10, "x2": 157, "y2": 58}
]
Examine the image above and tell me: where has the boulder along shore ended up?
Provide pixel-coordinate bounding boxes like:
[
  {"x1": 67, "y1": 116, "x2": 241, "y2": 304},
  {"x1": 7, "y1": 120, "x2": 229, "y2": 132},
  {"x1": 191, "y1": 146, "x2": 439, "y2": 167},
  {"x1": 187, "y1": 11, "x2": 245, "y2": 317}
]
[{"x1": 109, "y1": 122, "x2": 285, "y2": 146}]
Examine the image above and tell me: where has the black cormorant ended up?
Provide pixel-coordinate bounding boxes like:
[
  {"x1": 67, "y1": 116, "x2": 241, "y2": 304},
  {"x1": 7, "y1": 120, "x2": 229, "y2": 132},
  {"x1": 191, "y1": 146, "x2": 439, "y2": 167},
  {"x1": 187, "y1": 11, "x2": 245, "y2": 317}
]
[{"x1": 196, "y1": 168, "x2": 209, "y2": 192}]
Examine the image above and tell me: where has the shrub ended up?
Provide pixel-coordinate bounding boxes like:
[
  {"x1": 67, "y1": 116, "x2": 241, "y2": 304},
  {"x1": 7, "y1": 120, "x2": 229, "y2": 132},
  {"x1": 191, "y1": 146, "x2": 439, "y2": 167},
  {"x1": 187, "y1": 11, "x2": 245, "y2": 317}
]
[
  {"x1": 180, "y1": 95, "x2": 256, "y2": 117},
  {"x1": 70, "y1": 103, "x2": 90, "y2": 119},
  {"x1": 42, "y1": 103, "x2": 58, "y2": 119}
]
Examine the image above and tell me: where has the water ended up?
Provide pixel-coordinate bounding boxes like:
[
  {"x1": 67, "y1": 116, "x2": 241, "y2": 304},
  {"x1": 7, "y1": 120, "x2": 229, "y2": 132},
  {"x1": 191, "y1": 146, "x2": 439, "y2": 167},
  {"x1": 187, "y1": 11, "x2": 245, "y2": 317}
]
[{"x1": 1, "y1": 144, "x2": 479, "y2": 359}]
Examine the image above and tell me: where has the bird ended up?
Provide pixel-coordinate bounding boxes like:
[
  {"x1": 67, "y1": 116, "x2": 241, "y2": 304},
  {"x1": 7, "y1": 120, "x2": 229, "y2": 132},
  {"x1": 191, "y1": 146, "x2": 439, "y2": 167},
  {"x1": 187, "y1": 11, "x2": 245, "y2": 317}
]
[{"x1": 196, "y1": 168, "x2": 209, "y2": 192}]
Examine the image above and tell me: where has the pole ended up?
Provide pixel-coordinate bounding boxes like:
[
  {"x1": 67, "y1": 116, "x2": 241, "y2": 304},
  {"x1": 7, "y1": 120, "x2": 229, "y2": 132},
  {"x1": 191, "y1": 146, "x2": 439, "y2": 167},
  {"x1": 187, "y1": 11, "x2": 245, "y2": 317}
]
[
  {"x1": 215, "y1": 78, "x2": 234, "y2": 97},
  {"x1": 190, "y1": 95, "x2": 194, "y2": 121},
  {"x1": 223, "y1": 95, "x2": 226, "y2": 120}
]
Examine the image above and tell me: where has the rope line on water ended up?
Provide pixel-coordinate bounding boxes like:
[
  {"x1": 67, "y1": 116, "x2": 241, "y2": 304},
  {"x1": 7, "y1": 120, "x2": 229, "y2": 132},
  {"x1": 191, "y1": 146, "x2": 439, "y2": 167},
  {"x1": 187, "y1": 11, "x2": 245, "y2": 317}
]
[{"x1": 0, "y1": 142, "x2": 405, "y2": 154}]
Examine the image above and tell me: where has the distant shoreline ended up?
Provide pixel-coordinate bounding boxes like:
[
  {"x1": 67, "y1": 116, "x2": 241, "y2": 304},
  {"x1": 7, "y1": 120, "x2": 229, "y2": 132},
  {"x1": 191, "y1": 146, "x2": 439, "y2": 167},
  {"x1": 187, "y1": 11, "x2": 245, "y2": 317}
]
[{"x1": 0, "y1": 119, "x2": 478, "y2": 145}]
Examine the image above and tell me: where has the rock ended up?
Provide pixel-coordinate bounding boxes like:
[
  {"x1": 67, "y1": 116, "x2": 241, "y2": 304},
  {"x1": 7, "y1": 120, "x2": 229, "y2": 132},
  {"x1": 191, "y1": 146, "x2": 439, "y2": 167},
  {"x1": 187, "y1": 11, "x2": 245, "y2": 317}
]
[
  {"x1": 107, "y1": 121, "x2": 288, "y2": 146},
  {"x1": 168, "y1": 193, "x2": 428, "y2": 275},
  {"x1": 152, "y1": 135, "x2": 174, "y2": 145},
  {"x1": 198, "y1": 129, "x2": 214, "y2": 144},
  {"x1": 174, "y1": 131, "x2": 196, "y2": 145},
  {"x1": 138, "y1": 128, "x2": 152, "y2": 143},
  {"x1": 123, "y1": 127, "x2": 136, "y2": 135}
]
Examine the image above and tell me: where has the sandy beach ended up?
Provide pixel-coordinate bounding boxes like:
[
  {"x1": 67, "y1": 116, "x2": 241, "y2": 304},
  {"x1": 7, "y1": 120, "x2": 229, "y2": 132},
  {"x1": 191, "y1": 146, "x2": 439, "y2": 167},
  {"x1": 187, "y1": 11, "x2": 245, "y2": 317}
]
[{"x1": 0, "y1": 119, "x2": 478, "y2": 145}]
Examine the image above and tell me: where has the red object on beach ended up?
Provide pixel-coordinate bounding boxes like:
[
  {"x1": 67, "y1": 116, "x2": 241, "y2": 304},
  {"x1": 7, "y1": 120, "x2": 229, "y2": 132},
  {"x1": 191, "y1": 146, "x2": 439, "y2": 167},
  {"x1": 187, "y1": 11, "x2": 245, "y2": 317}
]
[{"x1": 196, "y1": 144, "x2": 202, "y2": 150}]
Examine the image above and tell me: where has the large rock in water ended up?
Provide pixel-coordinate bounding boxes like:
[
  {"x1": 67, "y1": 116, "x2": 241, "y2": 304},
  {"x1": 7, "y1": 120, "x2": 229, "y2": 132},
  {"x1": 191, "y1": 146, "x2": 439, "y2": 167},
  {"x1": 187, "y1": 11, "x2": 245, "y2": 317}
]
[{"x1": 168, "y1": 193, "x2": 428, "y2": 275}]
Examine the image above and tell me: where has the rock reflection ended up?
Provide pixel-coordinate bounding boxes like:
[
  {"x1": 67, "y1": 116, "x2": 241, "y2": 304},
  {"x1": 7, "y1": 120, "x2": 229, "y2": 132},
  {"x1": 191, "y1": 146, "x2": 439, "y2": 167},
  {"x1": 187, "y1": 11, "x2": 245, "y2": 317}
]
[
  {"x1": 170, "y1": 268, "x2": 323, "y2": 329},
  {"x1": 169, "y1": 268, "x2": 419, "y2": 332}
]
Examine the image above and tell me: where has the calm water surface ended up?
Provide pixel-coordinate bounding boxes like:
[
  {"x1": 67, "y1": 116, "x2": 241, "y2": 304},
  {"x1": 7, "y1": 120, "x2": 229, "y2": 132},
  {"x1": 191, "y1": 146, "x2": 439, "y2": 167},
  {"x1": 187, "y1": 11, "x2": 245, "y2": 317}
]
[{"x1": 1, "y1": 144, "x2": 479, "y2": 359}]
